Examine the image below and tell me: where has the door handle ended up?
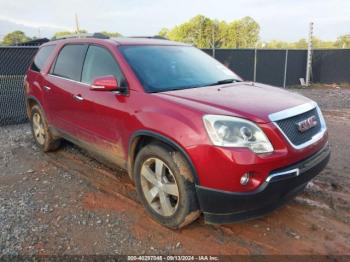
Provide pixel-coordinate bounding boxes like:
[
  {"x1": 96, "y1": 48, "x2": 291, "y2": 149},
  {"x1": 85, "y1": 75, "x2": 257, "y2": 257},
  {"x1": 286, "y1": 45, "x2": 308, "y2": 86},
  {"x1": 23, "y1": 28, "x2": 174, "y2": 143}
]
[
  {"x1": 73, "y1": 94, "x2": 84, "y2": 101},
  {"x1": 43, "y1": 86, "x2": 51, "y2": 92}
]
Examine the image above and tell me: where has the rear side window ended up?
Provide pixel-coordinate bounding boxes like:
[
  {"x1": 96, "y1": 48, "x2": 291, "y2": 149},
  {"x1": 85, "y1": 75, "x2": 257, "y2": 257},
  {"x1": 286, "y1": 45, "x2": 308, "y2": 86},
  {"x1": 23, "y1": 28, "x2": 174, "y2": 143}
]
[
  {"x1": 82, "y1": 45, "x2": 126, "y2": 86},
  {"x1": 31, "y1": 45, "x2": 55, "y2": 72},
  {"x1": 52, "y1": 44, "x2": 88, "y2": 81}
]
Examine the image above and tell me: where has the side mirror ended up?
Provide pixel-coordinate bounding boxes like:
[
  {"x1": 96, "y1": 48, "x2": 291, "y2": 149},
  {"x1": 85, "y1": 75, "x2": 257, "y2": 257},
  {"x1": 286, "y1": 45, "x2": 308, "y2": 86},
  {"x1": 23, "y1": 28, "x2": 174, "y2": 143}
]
[{"x1": 90, "y1": 75, "x2": 119, "y2": 91}]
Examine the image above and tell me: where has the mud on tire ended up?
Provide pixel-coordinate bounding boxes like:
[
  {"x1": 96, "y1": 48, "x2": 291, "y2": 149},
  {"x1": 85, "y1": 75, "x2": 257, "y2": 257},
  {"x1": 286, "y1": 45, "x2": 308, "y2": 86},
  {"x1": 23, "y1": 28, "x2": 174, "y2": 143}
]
[
  {"x1": 134, "y1": 142, "x2": 200, "y2": 229},
  {"x1": 30, "y1": 105, "x2": 61, "y2": 152}
]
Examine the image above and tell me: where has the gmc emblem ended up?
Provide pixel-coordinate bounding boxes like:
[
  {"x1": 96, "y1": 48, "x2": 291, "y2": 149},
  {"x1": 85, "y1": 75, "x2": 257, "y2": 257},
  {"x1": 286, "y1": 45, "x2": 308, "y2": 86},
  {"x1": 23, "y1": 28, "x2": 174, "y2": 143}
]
[{"x1": 296, "y1": 115, "x2": 318, "y2": 132}]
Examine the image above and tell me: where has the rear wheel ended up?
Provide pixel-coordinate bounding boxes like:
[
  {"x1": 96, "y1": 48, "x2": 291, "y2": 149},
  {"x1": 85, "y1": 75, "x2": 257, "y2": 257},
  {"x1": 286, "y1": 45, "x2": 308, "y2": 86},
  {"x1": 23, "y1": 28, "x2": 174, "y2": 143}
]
[
  {"x1": 30, "y1": 105, "x2": 61, "y2": 152},
  {"x1": 134, "y1": 143, "x2": 200, "y2": 228}
]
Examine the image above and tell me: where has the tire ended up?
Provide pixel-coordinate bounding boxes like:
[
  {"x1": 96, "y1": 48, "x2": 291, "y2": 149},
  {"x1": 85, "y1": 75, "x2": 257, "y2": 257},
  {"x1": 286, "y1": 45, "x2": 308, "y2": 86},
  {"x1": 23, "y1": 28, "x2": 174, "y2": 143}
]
[
  {"x1": 134, "y1": 142, "x2": 200, "y2": 229},
  {"x1": 30, "y1": 105, "x2": 61, "y2": 152}
]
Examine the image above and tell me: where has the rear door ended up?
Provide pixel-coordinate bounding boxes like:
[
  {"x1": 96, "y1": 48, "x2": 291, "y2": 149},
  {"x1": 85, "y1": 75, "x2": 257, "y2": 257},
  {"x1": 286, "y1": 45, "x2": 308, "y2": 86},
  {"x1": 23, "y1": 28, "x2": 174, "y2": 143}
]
[
  {"x1": 43, "y1": 44, "x2": 88, "y2": 136},
  {"x1": 26, "y1": 44, "x2": 56, "y2": 105}
]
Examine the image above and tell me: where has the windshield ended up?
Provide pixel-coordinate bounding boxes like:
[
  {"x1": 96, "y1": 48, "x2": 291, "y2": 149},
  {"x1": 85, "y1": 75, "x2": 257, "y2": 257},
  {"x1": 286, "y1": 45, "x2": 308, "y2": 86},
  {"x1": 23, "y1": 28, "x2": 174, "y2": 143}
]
[{"x1": 119, "y1": 45, "x2": 241, "y2": 92}]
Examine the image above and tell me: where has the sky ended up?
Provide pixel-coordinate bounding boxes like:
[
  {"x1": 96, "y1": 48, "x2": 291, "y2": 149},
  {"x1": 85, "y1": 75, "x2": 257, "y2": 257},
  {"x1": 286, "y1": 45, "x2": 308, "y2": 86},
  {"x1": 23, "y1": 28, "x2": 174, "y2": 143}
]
[{"x1": 0, "y1": 0, "x2": 349, "y2": 41}]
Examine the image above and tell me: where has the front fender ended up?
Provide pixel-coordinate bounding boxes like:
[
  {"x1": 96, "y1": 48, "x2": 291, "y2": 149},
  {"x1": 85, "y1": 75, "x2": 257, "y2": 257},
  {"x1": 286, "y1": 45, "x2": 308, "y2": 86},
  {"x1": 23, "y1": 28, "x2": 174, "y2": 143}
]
[{"x1": 128, "y1": 130, "x2": 200, "y2": 184}]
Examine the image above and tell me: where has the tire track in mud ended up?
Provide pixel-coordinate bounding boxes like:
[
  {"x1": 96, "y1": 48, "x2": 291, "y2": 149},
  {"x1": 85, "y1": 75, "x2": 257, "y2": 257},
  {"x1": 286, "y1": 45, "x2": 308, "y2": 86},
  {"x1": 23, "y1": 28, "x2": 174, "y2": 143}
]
[
  {"x1": 39, "y1": 144, "x2": 350, "y2": 255},
  {"x1": 44, "y1": 148, "x2": 272, "y2": 254}
]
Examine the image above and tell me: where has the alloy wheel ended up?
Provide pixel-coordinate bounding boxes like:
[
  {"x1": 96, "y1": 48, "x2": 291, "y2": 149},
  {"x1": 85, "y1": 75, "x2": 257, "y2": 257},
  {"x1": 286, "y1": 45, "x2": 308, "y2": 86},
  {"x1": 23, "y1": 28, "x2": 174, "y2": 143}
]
[
  {"x1": 140, "y1": 157, "x2": 179, "y2": 216},
  {"x1": 32, "y1": 112, "x2": 46, "y2": 145}
]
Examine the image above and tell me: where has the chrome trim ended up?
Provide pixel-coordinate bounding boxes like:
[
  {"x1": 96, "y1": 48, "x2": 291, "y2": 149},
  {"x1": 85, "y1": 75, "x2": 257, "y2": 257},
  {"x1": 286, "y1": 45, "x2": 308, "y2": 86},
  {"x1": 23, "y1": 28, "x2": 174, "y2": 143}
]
[
  {"x1": 73, "y1": 94, "x2": 84, "y2": 101},
  {"x1": 269, "y1": 102, "x2": 317, "y2": 122},
  {"x1": 43, "y1": 86, "x2": 51, "y2": 91},
  {"x1": 265, "y1": 142, "x2": 330, "y2": 183},
  {"x1": 47, "y1": 74, "x2": 90, "y2": 87},
  {"x1": 269, "y1": 102, "x2": 327, "y2": 150},
  {"x1": 265, "y1": 168, "x2": 300, "y2": 182}
]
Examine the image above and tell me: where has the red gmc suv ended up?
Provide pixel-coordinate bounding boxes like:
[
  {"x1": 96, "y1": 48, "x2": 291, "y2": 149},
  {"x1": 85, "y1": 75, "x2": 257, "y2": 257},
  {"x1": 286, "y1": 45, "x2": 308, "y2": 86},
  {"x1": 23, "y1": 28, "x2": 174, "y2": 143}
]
[{"x1": 24, "y1": 36, "x2": 330, "y2": 228}]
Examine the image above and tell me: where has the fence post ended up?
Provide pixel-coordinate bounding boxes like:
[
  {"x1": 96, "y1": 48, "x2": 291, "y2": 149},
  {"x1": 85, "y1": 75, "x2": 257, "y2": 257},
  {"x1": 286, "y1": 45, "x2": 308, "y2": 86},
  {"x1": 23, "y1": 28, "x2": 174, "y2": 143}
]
[
  {"x1": 283, "y1": 49, "x2": 289, "y2": 88},
  {"x1": 305, "y1": 22, "x2": 313, "y2": 86},
  {"x1": 253, "y1": 48, "x2": 257, "y2": 83}
]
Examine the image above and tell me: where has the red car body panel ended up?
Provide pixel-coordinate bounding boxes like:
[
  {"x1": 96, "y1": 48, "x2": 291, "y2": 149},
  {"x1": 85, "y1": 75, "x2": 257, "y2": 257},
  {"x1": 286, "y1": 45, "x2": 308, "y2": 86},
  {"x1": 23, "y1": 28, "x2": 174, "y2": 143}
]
[{"x1": 25, "y1": 37, "x2": 329, "y2": 196}]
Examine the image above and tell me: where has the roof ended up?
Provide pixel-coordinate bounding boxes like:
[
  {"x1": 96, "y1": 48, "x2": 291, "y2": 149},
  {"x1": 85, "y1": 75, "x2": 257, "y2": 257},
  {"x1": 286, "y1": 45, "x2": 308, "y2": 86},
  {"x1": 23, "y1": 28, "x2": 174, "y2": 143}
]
[
  {"x1": 111, "y1": 37, "x2": 189, "y2": 46},
  {"x1": 45, "y1": 37, "x2": 189, "y2": 47}
]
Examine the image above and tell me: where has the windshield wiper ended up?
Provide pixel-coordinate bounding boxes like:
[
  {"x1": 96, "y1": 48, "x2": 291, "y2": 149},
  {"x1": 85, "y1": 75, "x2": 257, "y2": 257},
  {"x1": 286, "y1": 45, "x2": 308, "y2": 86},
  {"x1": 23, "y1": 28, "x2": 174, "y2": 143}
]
[
  {"x1": 207, "y1": 78, "x2": 242, "y2": 86},
  {"x1": 150, "y1": 79, "x2": 242, "y2": 93}
]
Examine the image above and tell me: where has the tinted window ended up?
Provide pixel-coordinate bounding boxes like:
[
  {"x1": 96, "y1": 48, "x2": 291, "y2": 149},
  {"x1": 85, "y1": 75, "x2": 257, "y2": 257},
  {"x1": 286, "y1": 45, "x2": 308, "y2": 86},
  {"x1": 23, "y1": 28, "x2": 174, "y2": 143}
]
[
  {"x1": 82, "y1": 45, "x2": 126, "y2": 86},
  {"x1": 119, "y1": 45, "x2": 241, "y2": 92},
  {"x1": 31, "y1": 45, "x2": 55, "y2": 72},
  {"x1": 53, "y1": 44, "x2": 88, "y2": 81}
]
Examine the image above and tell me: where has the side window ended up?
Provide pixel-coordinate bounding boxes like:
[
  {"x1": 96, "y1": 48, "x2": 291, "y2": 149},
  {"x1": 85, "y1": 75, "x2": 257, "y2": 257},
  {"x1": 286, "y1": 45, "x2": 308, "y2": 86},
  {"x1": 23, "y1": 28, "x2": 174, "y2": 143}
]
[
  {"x1": 82, "y1": 45, "x2": 126, "y2": 86},
  {"x1": 31, "y1": 45, "x2": 56, "y2": 72},
  {"x1": 53, "y1": 44, "x2": 88, "y2": 81}
]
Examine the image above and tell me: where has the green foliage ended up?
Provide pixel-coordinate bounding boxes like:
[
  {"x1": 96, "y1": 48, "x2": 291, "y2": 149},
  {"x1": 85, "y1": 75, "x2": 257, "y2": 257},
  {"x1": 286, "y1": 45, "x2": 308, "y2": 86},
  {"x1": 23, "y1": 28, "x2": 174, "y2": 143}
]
[
  {"x1": 2, "y1": 31, "x2": 31, "y2": 45},
  {"x1": 162, "y1": 15, "x2": 260, "y2": 48},
  {"x1": 294, "y1": 38, "x2": 308, "y2": 49},
  {"x1": 52, "y1": 30, "x2": 121, "y2": 39},
  {"x1": 158, "y1": 28, "x2": 170, "y2": 38},
  {"x1": 53, "y1": 30, "x2": 88, "y2": 39},
  {"x1": 100, "y1": 31, "x2": 122, "y2": 37},
  {"x1": 312, "y1": 37, "x2": 335, "y2": 48},
  {"x1": 261, "y1": 37, "x2": 342, "y2": 49},
  {"x1": 160, "y1": 15, "x2": 349, "y2": 49},
  {"x1": 335, "y1": 34, "x2": 350, "y2": 48}
]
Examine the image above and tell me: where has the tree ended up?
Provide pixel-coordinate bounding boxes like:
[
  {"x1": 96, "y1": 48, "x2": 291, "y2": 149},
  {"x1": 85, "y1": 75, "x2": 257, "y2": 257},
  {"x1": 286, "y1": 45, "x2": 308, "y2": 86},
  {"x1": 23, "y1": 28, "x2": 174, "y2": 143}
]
[
  {"x1": 100, "y1": 31, "x2": 122, "y2": 37},
  {"x1": 2, "y1": 31, "x2": 31, "y2": 45},
  {"x1": 158, "y1": 15, "x2": 348, "y2": 49},
  {"x1": 335, "y1": 34, "x2": 350, "y2": 48},
  {"x1": 312, "y1": 37, "x2": 335, "y2": 48},
  {"x1": 235, "y1": 16, "x2": 260, "y2": 48},
  {"x1": 264, "y1": 37, "x2": 336, "y2": 49},
  {"x1": 162, "y1": 15, "x2": 260, "y2": 48},
  {"x1": 158, "y1": 28, "x2": 170, "y2": 38},
  {"x1": 265, "y1": 40, "x2": 291, "y2": 49},
  {"x1": 293, "y1": 38, "x2": 308, "y2": 49},
  {"x1": 53, "y1": 30, "x2": 87, "y2": 39},
  {"x1": 167, "y1": 15, "x2": 214, "y2": 48}
]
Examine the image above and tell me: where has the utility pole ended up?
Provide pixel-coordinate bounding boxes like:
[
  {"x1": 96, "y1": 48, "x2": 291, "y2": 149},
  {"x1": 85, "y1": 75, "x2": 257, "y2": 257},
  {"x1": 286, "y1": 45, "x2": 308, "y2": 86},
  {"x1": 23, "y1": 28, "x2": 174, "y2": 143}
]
[
  {"x1": 75, "y1": 13, "x2": 80, "y2": 37},
  {"x1": 212, "y1": 23, "x2": 216, "y2": 58},
  {"x1": 253, "y1": 43, "x2": 258, "y2": 85},
  {"x1": 305, "y1": 22, "x2": 313, "y2": 87}
]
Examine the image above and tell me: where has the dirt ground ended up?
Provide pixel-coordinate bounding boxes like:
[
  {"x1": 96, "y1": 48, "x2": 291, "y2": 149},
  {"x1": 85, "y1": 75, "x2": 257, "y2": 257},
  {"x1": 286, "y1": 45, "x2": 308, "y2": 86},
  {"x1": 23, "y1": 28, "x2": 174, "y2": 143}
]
[{"x1": 0, "y1": 88, "x2": 350, "y2": 255}]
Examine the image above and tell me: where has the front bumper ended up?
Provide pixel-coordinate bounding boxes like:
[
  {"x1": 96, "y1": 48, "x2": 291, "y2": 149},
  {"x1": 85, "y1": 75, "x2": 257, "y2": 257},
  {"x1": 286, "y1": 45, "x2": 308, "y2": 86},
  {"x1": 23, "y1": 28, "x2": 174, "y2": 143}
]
[{"x1": 196, "y1": 143, "x2": 331, "y2": 224}]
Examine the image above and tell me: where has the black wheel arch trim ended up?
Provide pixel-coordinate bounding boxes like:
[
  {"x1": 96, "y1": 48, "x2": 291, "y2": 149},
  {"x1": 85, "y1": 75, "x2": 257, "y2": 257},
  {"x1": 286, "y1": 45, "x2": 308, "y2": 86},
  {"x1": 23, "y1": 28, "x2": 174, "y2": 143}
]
[{"x1": 128, "y1": 130, "x2": 200, "y2": 185}]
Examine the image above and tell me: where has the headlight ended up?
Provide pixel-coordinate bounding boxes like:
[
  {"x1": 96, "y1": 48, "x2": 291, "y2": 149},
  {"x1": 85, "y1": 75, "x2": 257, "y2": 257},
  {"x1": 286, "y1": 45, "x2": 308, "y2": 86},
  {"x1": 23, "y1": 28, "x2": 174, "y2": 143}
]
[{"x1": 203, "y1": 115, "x2": 274, "y2": 154}]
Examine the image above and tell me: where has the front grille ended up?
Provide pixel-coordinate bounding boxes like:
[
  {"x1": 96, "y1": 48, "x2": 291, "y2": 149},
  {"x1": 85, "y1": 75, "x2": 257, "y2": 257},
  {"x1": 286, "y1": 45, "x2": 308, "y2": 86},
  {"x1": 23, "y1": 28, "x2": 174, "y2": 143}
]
[{"x1": 275, "y1": 108, "x2": 322, "y2": 146}]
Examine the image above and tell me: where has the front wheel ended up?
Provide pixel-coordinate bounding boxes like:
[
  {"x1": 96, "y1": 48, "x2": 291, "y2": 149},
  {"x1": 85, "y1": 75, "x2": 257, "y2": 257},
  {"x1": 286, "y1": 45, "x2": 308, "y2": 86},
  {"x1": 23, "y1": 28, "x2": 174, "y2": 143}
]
[{"x1": 134, "y1": 143, "x2": 200, "y2": 229}]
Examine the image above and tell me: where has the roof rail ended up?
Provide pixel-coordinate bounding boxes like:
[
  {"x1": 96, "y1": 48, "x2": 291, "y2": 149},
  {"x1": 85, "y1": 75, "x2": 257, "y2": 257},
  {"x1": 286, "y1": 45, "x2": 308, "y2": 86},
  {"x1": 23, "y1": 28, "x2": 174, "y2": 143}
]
[
  {"x1": 52, "y1": 32, "x2": 110, "y2": 40},
  {"x1": 128, "y1": 35, "x2": 168, "y2": 40}
]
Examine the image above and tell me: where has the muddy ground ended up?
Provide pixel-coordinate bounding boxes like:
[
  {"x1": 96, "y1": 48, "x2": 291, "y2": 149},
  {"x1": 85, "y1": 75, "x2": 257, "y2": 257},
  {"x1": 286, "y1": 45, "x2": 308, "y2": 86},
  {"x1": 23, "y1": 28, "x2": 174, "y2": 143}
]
[{"x1": 0, "y1": 88, "x2": 349, "y2": 255}]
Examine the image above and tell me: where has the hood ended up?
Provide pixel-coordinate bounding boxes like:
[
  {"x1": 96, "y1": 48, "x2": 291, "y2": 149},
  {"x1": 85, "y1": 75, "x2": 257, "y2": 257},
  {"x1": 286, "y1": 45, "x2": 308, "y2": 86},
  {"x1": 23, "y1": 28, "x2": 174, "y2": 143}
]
[{"x1": 156, "y1": 82, "x2": 312, "y2": 123}]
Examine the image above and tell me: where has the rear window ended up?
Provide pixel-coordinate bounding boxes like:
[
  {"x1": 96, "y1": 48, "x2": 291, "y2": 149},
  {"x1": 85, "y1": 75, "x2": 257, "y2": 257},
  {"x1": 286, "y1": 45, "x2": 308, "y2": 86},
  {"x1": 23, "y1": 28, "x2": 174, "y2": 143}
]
[
  {"x1": 30, "y1": 45, "x2": 55, "y2": 72},
  {"x1": 52, "y1": 44, "x2": 88, "y2": 81}
]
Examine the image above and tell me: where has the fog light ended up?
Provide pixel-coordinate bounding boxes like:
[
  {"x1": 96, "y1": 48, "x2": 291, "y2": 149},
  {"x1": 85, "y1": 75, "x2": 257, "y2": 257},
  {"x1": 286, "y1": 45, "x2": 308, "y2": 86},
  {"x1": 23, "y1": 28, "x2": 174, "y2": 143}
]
[{"x1": 240, "y1": 173, "x2": 250, "y2": 185}]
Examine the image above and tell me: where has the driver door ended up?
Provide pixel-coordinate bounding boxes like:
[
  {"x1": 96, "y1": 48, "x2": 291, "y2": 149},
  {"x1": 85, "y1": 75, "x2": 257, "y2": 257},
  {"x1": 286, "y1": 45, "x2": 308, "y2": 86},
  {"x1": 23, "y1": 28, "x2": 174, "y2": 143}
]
[{"x1": 72, "y1": 44, "x2": 129, "y2": 165}]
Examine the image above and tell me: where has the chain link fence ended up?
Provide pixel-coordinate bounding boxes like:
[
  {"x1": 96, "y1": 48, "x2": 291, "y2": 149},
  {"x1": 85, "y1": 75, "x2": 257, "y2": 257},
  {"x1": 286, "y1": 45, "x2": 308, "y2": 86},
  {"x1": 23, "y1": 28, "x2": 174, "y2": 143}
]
[
  {"x1": 0, "y1": 46, "x2": 349, "y2": 126},
  {"x1": 0, "y1": 47, "x2": 38, "y2": 126}
]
